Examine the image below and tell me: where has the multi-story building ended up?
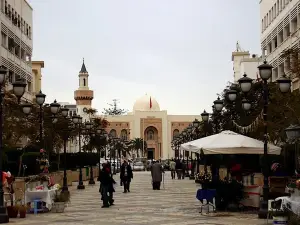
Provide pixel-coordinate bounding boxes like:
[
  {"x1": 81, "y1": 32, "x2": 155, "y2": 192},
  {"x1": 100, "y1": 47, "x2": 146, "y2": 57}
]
[
  {"x1": 0, "y1": 0, "x2": 34, "y2": 100},
  {"x1": 260, "y1": 0, "x2": 300, "y2": 90},
  {"x1": 31, "y1": 60, "x2": 44, "y2": 95},
  {"x1": 232, "y1": 42, "x2": 261, "y2": 82}
]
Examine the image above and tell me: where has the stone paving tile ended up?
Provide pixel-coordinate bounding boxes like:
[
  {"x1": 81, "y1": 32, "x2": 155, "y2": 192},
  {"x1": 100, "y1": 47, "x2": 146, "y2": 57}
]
[{"x1": 10, "y1": 172, "x2": 270, "y2": 225}]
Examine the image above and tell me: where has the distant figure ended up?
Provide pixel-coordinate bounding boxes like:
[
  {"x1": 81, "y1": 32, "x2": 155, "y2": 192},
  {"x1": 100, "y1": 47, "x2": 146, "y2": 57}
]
[
  {"x1": 120, "y1": 160, "x2": 133, "y2": 193},
  {"x1": 175, "y1": 159, "x2": 182, "y2": 179},
  {"x1": 151, "y1": 160, "x2": 164, "y2": 190},
  {"x1": 170, "y1": 159, "x2": 176, "y2": 179}
]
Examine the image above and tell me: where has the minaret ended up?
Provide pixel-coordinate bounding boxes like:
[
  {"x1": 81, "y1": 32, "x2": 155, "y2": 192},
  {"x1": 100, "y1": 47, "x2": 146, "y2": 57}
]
[{"x1": 74, "y1": 58, "x2": 94, "y2": 121}]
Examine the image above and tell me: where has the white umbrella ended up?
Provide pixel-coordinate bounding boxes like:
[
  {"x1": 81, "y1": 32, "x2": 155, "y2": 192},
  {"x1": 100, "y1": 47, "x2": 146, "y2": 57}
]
[{"x1": 180, "y1": 130, "x2": 281, "y2": 155}]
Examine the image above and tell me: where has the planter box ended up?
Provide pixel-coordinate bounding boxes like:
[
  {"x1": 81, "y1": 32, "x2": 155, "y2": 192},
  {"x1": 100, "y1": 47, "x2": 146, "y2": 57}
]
[{"x1": 52, "y1": 202, "x2": 65, "y2": 213}]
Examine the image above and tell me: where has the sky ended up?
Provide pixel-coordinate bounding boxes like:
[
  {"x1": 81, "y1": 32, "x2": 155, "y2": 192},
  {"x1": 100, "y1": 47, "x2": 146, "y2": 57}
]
[{"x1": 27, "y1": 0, "x2": 260, "y2": 115}]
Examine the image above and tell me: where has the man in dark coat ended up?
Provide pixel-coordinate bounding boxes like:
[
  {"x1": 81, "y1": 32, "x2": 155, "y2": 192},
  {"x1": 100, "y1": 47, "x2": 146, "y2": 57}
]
[
  {"x1": 99, "y1": 163, "x2": 116, "y2": 208},
  {"x1": 120, "y1": 160, "x2": 133, "y2": 193},
  {"x1": 151, "y1": 160, "x2": 164, "y2": 190}
]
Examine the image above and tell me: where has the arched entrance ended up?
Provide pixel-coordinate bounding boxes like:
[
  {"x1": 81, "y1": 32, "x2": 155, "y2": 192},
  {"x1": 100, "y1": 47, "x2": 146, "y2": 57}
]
[{"x1": 144, "y1": 126, "x2": 159, "y2": 160}]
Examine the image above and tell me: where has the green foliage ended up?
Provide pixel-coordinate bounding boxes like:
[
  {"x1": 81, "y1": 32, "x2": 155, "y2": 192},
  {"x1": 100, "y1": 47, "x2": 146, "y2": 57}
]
[
  {"x1": 81, "y1": 117, "x2": 109, "y2": 152},
  {"x1": 131, "y1": 138, "x2": 147, "y2": 157},
  {"x1": 211, "y1": 81, "x2": 300, "y2": 144}
]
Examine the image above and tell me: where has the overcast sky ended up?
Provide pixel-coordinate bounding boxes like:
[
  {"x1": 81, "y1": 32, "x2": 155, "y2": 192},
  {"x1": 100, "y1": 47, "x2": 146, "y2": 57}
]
[{"x1": 27, "y1": 0, "x2": 260, "y2": 115}]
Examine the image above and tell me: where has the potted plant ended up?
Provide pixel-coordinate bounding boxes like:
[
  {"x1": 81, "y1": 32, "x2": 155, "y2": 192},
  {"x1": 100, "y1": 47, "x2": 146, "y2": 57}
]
[
  {"x1": 17, "y1": 205, "x2": 28, "y2": 218},
  {"x1": 52, "y1": 190, "x2": 70, "y2": 213},
  {"x1": 6, "y1": 205, "x2": 18, "y2": 218}
]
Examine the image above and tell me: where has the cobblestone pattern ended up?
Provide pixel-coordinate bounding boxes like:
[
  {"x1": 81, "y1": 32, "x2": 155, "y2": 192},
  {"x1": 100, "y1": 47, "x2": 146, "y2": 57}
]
[{"x1": 11, "y1": 172, "x2": 268, "y2": 225}]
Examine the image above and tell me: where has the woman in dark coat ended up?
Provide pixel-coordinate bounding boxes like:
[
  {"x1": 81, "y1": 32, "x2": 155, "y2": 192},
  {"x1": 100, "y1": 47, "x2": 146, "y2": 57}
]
[
  {"x1": 120, "y1": 160, "x2": 133, "y2": 193},
  {"x1": 99, "y1": 163, "x2": 116, "y2": 207}
]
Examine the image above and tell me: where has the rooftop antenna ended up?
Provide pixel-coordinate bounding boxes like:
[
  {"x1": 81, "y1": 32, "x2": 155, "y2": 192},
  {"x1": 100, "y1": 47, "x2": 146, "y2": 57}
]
[{"x1": 236, "y1": 41, "x2": 244, "y2": 52}]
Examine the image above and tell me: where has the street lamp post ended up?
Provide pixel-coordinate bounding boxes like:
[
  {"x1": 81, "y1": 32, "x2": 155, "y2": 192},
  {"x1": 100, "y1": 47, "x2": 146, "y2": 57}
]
[
  {"x1": 0, "y1": 67, "x2": 27, "y2": 223},
  {"x1": 192, "y1": 119, "x2": 201, "y2": 174},
  {"x1": 227, "y1": 61, "x2": 291, "y2": 218},
  {"x1": 60, "y1": 107, "x2": 70, "y2": 193},
  {"x1": 96, "y1": 127, "x2": 104, "y2": 181},
  {"x1": 201, "y1": 110, "x2": 209, "y2": 173},
  {"x1": 85, "y1": 122, "x2": 96, "y2": 185},
  {"x1": 35, "y1": 90, "x2": 46, "y2": 150},
  {"x1": 72, "y1": 115, "x2": 85, "y2": 189}
]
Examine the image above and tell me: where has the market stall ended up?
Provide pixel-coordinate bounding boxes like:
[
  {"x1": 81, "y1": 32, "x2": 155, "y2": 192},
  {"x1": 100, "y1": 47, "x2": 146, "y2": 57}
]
[
  {"x1": 24, "y1": 174, "x2": 58, "y2": 212},
  {"x1": 181, "y1": 130, "x2": 282, "y2": 210}
]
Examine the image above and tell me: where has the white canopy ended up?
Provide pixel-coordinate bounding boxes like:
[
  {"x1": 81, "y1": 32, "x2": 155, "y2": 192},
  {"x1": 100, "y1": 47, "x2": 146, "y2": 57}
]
[{"x1": 180, "y1": 130, "x2": 281, "y2": 155}]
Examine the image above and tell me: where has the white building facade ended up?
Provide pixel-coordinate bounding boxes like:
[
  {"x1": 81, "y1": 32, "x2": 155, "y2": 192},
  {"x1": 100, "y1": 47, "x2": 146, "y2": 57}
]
[
  {"x1": 232, "y1": 48, "x2": 261, "y2": 82},
  {"x1": 0, "y1": 0, "x2": 34, "y2": 101},
  {"x1": 260, "y1": 0, "x2": 300, "y2": 90}
]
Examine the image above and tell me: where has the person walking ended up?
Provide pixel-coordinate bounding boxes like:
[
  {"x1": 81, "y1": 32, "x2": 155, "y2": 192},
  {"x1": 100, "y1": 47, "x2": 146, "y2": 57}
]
[
  {"x1": 99, "y1": 163, "x2": 116, "y2": 208},
  {"x1": 175, "y1": 158, "x2": 182, "y2": 180},
  {"x1": 120, "y1": 159, "x2": 133, "y2": 193},
  {"x1": 170, "y1": 159, "x2": 176, "y2": 179},
  {"x1": 151, "y1": 160, "x2": 164, "y2": 190}
]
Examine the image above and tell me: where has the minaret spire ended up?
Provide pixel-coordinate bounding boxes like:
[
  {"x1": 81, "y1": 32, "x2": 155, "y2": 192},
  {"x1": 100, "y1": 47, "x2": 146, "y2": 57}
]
[{"x1": 80, "y1": 57, "x2": 88, "y2": 73}]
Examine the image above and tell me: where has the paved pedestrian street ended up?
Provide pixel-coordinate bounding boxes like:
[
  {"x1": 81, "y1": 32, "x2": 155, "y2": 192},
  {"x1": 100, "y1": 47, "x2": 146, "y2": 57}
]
[{"x1": 11, "y1": 172, "x2": 268, "y2": 225}]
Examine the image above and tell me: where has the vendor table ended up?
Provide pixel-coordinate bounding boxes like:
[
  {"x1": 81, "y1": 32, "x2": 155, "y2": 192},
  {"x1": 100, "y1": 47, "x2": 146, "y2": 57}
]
[
  {"x1": 240, "y1": 185, "x2": 262, "y2": 208},
  {"x1": 25, "y1": 189, "x2": 57, "y2": 210}
]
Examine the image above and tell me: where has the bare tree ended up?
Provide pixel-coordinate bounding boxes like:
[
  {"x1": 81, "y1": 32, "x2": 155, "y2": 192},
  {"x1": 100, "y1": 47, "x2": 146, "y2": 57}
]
[{"x1": 103, "y1": 99, "x2": 127, "y2": 115}]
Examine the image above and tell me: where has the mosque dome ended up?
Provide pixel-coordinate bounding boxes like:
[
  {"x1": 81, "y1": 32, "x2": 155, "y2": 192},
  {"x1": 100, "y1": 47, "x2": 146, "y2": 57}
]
[{"x1": 133, "y1": 94, "x2": 160, "y2": 112}]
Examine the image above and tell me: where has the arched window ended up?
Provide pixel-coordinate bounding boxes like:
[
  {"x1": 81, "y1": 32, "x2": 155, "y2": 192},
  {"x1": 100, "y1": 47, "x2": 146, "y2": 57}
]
[
  {"x1": 147, "y1": 130, "x2": 154, "y2": 140},
  {"x1": 173, "y1": 129, "x2": 179, "y2": 139},
  {"x1": 83, "y1": 78, "x2": 86, "y2": 86},
  {"x1": 109, "y1": 129, "x2": 116, "y2": 137},
  {"x1": 120, "y1": 129, "x2": 127, "y2": 140}
]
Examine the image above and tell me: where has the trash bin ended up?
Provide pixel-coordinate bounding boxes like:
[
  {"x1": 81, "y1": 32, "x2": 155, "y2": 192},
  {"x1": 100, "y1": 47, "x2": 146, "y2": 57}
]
[{"x1": 85, "y1": 167, "x2": 89, "y2": 177}]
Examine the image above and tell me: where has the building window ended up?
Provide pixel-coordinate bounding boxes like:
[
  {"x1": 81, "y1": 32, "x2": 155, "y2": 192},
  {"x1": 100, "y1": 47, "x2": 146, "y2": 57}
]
[
  {"x1": 21, "y1": 18, "x2": 23, "y2": 32},
  {"x1": 28, "y1": 26, "x2": 31, "y2": 39},
  {"x1": 173, "y1": 129, "x2": 179, "y2": 138},
  {"x1": 120, "y1": 129, "x2": 127, "y2": 140},
  {"x1": 83, "y1": 78, "x2": 86, "y2": 86},
  {"x1": 147, "y1": 130, "x2": 154, "y2": 140},
  {"x1": 1, "y1": 32, "x2": 7, "y2": 48},
  {"x1": 21, "y1": 48, "x2": 25, "y2": 60},
  {"x1": 27, "y1": 81, "x2": 32, "y2": 92},
  {"x1": 7, "y1": 4, "x2": 10, "y2": 18},
  {"x1": 109, "y1": 129, "x2": 117, "y2": 137},
  {"x1": 15, "y1": 44, "x2": 20, "y2": 57},
  {"x1": 8, "y1": 37, "x2": 14, "y2": 52},
  {"x1": 26, "y1": 23, "x2": 28, "y2": 36},
  {"x1": 17, "y1": 15, "x2": 20, "y2": 28},
  {"x1": 8, "y1": 70, "x2": 13, "y2": 83},
  {"x1": 1, "y1": 0, "x2": 4, "y2": 12}
]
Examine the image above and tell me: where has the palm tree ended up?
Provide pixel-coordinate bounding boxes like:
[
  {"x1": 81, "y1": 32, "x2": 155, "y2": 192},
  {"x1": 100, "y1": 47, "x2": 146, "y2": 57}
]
[{"x1": 131, "y1": 138, "x2": 147, "y2": 158}]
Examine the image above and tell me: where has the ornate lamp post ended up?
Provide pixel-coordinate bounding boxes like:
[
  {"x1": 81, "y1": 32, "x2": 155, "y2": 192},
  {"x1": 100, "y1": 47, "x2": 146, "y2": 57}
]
[
  {"x1": 96, "y1": 127, "x2": 104, "y2": 181},
  {"x1": 72, "y1": 114, "x2": 85, "y2": 189},
  {"x1": 192, "y1": 118, "x2": 201, "y2": 174},
  {"x1": 0, "y1": 67, "x2": 27, "y2": 223},
  {"x1": 227, "y1": 62, "x2": 291, "y2": 218},
  {"x1": 84, "y1": 121, "x2": 96, "y2": 185},
  {"x1": 35, "y1": 90, "x2": 46, "y2": 149},
  {"x1": 60, "y1": 107, "x2": 70, "y2": 193}
]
